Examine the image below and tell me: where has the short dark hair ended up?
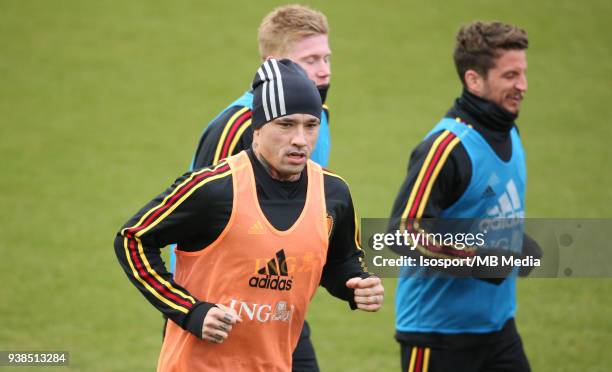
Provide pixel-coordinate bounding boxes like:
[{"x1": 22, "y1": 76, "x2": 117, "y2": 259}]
[{"x1": 453, "y1": 21, "x2": 528, "y2": 84}]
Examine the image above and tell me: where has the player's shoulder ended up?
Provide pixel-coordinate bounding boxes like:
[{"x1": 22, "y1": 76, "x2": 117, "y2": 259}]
[
  {"x1": 414, "y1": 124, "x2": 466, "y2": 158},
  {"x1": 404, "y1": 125, "x2": 468, "y2": 179},
  {"x1": 321, "y1": 167, "x2": 351, "y2": 196},
  {"x1": 189, "y1": 159, "x2": 234, "y2": 196},
  {"x1": 208, "y1": 104, "x2": 252, "y2": 130}
]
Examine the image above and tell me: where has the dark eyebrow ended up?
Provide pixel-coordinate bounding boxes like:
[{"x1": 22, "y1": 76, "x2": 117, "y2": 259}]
[{"x1": 276, "y1": 117, "x2": 298, "y2": 123}]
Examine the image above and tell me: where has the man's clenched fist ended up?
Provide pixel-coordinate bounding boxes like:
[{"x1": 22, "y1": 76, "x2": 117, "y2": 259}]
[
  {"x1": 202, "y1": 304, "x2": 242, "y2": 344},
  {"x1": 346, "y1": 276, "x2": 384, "y2": 312}
]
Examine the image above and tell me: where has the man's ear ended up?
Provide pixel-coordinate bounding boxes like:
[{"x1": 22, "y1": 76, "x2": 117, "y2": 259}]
[
  {"x1": 252, "y1": 128, "x2": 261, "y2": 148},
  {"x1": 464, "y1": 69, "x2": 484, "y2": 96}
]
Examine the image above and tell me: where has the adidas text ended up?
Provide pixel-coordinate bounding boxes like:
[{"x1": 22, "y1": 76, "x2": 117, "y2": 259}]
[{"x1": 249, "y1": 275, "x2": 293, "y2": 291}]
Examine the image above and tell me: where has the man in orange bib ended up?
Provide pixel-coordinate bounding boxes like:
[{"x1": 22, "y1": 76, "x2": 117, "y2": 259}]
[{"x1": 114, "y1": 59, "x2": 384, "y2": 371}]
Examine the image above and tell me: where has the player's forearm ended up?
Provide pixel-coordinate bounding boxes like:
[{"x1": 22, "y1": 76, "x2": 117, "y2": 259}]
[
  {"x1": 114, "y1": 233, "x2": 221, "y2": 339},
  {"x1": 113, "y1": 234, "x2": 204, "y2": 327}
]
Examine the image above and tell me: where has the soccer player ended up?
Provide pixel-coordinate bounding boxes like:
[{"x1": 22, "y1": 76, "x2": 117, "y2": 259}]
[
  {"x1": 390, "y1": 22, "x2": 535, "y2": 371},
  {"x1": 170, "y1": 6, "x2": 332, "y2": 370},
  {"x1": 114, "y1": 59, "x2": 383, "y2": 372}
]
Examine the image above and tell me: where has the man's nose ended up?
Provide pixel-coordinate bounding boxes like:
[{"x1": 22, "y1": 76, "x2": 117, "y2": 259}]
[
  {"x1": 316, "y1": 60, "x2": 330, "y2": 82},
  {"x1": 292, "y1": 126, "x2": 308, "y2": 147},
  {"x1": 516, "y1": 73, "x2": 528, "y2": 92}
]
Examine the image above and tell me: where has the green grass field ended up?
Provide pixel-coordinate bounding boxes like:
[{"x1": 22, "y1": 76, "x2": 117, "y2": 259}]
[{"x1": 1, "y1": 0, "x2": 611, "y2": 371}]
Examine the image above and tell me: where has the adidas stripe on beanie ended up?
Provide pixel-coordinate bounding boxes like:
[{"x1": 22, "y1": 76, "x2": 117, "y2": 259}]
[{"x1": 251, "y1": 58, "x2": 322, "y2": 129}]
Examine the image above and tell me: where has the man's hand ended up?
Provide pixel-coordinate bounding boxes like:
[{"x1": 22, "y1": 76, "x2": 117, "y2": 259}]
[
  {"x1": 346, "y1": 276, "x2": 384, "y2": 312},
  {"x1": 201, "y1": 304, "x2": 242, "y2": 344}
]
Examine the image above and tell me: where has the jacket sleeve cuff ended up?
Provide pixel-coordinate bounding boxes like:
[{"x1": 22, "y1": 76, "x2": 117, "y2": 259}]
[{"x1": 185, "y1": 302, "x2": 217, "y2": 339}]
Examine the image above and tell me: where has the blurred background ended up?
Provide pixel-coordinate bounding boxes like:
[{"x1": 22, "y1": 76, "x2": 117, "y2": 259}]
[{"x1": 1, "y1": 0, "x2": 611, "y2": 370}]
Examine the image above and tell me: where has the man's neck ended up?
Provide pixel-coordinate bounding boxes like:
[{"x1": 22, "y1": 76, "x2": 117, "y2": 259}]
[
  {"x1": 455, "y1": 88, "x2": 517, "y2": 132},
  {"x1": 253, "y1": 148, "x2": 301, "y2": 182}
]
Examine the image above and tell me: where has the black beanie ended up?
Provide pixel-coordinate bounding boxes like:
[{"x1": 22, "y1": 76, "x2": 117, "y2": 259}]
[{"x1": 251, "y1": 58, "x2": 322, "y2": 129}]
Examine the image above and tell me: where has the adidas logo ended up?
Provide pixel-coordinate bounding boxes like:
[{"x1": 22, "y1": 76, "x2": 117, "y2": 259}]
[
  {"x1": 486, "y1": 179, "x2": 524, "y2": 218},
  {"x1": 249, "y1": 249, "x2": 293, "y2": 291},
  {"x1": 481, "y1": 185, "x2": 496, "y2": 198},
  {"x1": 248, "y1": 221, "x2": 265, "y2": 235}
]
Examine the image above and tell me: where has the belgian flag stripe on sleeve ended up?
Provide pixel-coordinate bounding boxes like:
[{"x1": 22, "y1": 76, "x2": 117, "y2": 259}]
[
  {"x1": 416, "y1": 135, "x2": 461, "y2": 218},
  {"x1": 125, "y1": 162, "x2": 231, "y2": 236},
  {"x1": 213, "y1": 107, "x2": 251, "y2": 164},
  {"x1": 220, "y1": 110, "x2": 252, "y2": 160},
  {"x1": 399, "y1": 130, "x2": 466, "y2": 259},
  {"x1": 121, "y1": 162, "x2": 232, "y2": 313},
  {"x1": 401, "y1": 131, "x2": 460, "y2": 220},
  {"x1": 123, "y1": 237, "x2": 194, "y2": 312},
  {"x1": 226, "y1": 117, "x2": 252, "y2": 158}
]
